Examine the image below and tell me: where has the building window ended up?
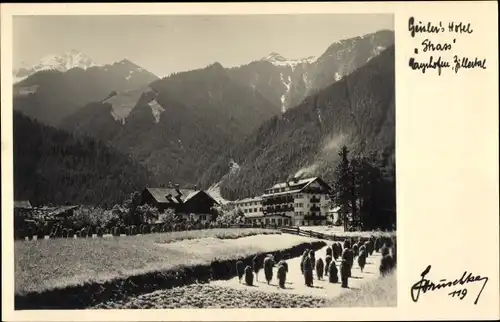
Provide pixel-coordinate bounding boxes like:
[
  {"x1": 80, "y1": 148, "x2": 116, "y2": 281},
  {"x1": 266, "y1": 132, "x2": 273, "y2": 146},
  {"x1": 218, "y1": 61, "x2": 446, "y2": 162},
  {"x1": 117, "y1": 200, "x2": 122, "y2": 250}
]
[
  {"x1": 278, "y1": 219, "x2": 282, "y2": 226},
  {"x1": 265, "y1": 219, "x2": 269, "y2": 225}
]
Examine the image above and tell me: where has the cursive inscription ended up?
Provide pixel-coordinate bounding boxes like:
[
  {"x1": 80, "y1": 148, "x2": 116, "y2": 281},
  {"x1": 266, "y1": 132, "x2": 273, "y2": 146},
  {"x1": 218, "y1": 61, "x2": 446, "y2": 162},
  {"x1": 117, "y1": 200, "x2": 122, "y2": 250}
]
[
  {"x1": 411, "y1": 265, "x2": 489, "y2": 305},
  {"x1": 408, "y1": 17, "x2": 487, "y2": 75}
]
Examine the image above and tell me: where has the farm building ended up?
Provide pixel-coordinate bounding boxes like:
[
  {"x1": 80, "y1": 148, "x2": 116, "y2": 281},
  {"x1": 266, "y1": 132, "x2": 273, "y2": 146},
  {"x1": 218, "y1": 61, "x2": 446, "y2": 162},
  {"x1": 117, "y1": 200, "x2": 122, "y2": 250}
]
[
  {"x1": 262, "y1": 176, "x2": 332, "y2": 226},
  {"x1": 14, "y1": 200, "x2": 32, "y2": 209},
  {"x1": 141, "y1": 186, "x2": 219, "y2": 221}
]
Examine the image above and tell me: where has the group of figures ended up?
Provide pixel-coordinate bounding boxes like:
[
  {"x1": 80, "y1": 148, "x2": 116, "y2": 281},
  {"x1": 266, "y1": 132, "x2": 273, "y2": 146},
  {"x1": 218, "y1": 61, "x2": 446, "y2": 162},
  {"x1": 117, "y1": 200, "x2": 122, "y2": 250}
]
[{"x1": 235, "y1": 235, "x2": 397, "y2": 290}]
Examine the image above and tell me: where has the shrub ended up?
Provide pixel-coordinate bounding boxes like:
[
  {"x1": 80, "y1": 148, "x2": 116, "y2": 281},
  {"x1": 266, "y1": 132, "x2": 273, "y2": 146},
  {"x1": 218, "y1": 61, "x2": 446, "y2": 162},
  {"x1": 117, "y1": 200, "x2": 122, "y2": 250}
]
[
  {"x1": 244, "y1": 265, "x2": 254, "y2": 286},
  {"x1": 325, "y1": 255, "x2": 332, "y2": 276},
  {"x1": 352, "y1": 243, "x2": 359, "y2": 258},
  {"x1": 326, "y1": 246, "x2": 332, "y2": 257},
  {"x1": 87, "y1": 227, "x2": 93, "y2": 238},
  {"x1": 62, "y1": 228, "x2": 68, "y2": 238},
  {"x1": 236, "y1": 260, "x2": 245, "y2": 283},
  {"x1": 80, "y1": 227, "x2": 87, "y2": 238},
  {"x1": 252, "y1": 254, "x2": 263, "y2": 282},
  {"x1": 300, "y1": 249, "x2": 309, "y2": 275},
  {"x1": 26, "y1": 228, "x2": 34, "y2": 241},
  {"x1": 332, "y1": 243, "x2": 341, "y2": 260},
  {"x1": 328, "y1": 260, "x2": 339, "y2": 283},
  {"x1": 36, "y1": 228, "x2": 45, "y2": 240},
  {"x1": 316, "y1": 258, "x2": 324, "y2": 280},
  {"x1": 392, "y1": 242, "x2": 397, "y2": 265},
  {"x1": 342, "y1": 248, "x2": 354, "y2": 278},
  {"x1": 380, "y1": 254, "x2": 395, "y2": 276},
  {"x1": 277, "y1": 260, "x2": 288, "y2": 273},
  {"x1": 381, "y1": 244, "x2": 390, "y2": 257},
  {"x1": 374, "y1": 237, "x2": 381, "y2": 252},
  {"x1": 308, "y1": 250, "x2": 316, "y2": 273},
  {"x1": 277, "y1": 264, "x2": 287, "y2": 288},
  {"x1": 76, "y1": 230, "x2": 81, "y2": 238},
  {"x1": 358, "y1": 250, "x2": 367, "y2": 272},
  {"x1": 263, "y1": 256, "x2": 274, "y2": 285},
  {"x1": 359, "y1": 244, "x2": 366, "y2": 256},
  {"x1": 68, "y1": 229, "x2": 74, "y2": 238},
  {"x1": 340, "y1": 259, "x2": 349, "y2": 288},
  {"x1": 303, "y1": 256, "x2": 314, "y2": 287},
  {"x1": 96, "y1": 227, "x2": 103, "y2": 237}
]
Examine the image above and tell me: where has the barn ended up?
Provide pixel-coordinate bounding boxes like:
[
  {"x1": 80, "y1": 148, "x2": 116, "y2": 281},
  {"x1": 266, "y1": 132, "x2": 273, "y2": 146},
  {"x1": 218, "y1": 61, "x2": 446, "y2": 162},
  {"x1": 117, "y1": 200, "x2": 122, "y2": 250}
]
[{"x1": 141, "y1": 186, "x2": 219, "y2": 221}]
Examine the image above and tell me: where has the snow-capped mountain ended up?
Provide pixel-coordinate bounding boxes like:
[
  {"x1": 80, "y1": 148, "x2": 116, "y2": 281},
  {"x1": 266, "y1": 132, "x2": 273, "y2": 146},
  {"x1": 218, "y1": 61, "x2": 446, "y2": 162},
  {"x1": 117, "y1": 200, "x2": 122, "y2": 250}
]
[
  {"x1": 13, "y1": 54, "x2": 159, "y2": 126},
  {"x1": 261, "y1": 52, "x2": 318, "y2": 69},
  {"x1": 13, "y1": 50, "x2": 97, "y2": 83},
  {"x1": 227, "y1": 29, "x2": 395, "y2": 113}
]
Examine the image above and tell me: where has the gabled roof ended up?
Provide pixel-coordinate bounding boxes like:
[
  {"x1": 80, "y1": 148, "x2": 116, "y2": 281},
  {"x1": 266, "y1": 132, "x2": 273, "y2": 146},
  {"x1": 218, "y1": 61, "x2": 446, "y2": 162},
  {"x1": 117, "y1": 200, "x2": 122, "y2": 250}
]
[
  {"x1": 14, "y1": 200, "x2": 32, "y2": 209},
  {"x1": 47, "y1": 205, "x2": 79, "y2": 217},
  {"x1": 145, "y1": 188, "x2": 219, "y2": 205},
  {"x1": 263, "y1": 177, "x2": 332, "y2": 197},
  {"x1": 270, "y1": 177, "x2": 318, "y2": 190},
  {"x1": 145, "y1": 187, "x2": 196, "y2": 204}
]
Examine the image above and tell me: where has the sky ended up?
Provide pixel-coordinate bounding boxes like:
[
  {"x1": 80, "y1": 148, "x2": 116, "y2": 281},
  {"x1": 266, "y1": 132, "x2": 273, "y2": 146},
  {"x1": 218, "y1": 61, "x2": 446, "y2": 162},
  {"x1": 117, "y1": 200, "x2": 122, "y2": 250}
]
[{"x1": 13, "y1": 14, "x2": 393, "y2": 77}]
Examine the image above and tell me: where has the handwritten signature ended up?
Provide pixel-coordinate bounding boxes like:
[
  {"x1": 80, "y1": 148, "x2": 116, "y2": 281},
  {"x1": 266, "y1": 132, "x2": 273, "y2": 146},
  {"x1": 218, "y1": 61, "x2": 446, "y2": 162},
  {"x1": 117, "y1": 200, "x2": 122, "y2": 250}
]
[{"x1": 411, "y1": 265, "x2": 489, "y2": 305}]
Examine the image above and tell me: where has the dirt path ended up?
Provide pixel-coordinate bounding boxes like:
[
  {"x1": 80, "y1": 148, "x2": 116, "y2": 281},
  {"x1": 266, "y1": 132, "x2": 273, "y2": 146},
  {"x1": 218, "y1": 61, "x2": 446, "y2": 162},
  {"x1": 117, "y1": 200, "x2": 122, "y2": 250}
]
[{"x1": 212, "y1": 245, "x2": 383, "y2": 299}]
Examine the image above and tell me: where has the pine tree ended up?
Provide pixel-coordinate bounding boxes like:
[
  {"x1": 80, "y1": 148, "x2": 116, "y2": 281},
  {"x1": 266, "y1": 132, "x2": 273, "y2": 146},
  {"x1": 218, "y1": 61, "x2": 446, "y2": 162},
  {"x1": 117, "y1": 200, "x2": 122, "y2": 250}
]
[{"x1": 332, "y1": 145, "x2": 354, "y2": 231}]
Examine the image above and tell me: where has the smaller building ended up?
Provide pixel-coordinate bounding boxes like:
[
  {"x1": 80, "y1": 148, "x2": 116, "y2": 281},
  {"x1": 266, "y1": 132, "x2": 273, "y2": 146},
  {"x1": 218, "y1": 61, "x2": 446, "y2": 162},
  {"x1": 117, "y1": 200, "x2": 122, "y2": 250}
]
[{"x1": 141, "y1": 186, "x2": 219, "y2": 222}]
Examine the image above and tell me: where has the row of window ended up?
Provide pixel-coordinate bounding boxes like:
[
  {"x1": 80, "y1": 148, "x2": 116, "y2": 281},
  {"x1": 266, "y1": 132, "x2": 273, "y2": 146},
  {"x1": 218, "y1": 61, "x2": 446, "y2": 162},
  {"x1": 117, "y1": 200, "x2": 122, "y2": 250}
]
[
  {"x1": 247, "y1": 218, "x2": 290, "y2": 226},
  {"x1": 238, "y1": 201, "x2": 261, "y2": 207},
  {"x1": 244, "y1": 207, "x2": 262, "y2": 213}
]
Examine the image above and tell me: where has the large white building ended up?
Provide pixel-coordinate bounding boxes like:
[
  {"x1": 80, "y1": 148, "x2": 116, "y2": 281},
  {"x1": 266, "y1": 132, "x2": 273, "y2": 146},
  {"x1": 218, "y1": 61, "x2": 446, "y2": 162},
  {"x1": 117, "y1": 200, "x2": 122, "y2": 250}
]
[
  {"x1": 262, "y1": 177, "x2": 332, "y2": 226},
  {"x1": 233, "y1": 197, "x2": 263, "y2": 216}
]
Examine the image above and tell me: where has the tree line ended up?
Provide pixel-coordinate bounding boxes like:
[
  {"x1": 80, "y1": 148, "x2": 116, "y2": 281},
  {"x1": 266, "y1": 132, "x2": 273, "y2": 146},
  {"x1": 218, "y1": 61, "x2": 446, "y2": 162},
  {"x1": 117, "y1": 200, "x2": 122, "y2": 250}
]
[{"x1": 331, "y1": 145, "x2": 396, "y2": 231}]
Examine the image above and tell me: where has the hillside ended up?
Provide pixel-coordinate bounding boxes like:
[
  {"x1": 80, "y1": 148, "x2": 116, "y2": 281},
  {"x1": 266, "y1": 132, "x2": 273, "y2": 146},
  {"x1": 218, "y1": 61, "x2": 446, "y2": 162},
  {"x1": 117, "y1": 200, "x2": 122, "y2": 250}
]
[
  {"x1": 13, "y1": 111, "x2": 157, "y2": 207},
  {"x1": 198, "y1": 45, "x2": 395, "y2": 200},
  {"x1": 226, "y1": 30, "x2": 394, "y2": 113},
  {"x1": 60, "y1": 63, "x2": 281, "y2": 186},
  {"x1": 13, "y1": 58, "x2": 159, "y2": 126}
]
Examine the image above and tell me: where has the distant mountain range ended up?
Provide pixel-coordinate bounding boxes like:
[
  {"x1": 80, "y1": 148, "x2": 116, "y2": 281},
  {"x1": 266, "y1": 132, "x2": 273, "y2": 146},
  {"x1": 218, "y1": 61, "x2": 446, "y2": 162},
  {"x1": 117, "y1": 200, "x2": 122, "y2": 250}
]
[
  {"x1": 227, "y1": 30, "x2": 394, "y2": 113},
  {"x1": 198, "y1": 45, "x2": 395, "y2": 200},
  {"x1": 13, "y1": 49, "x2": 96, "y2": 83},
  {"x1": 12, "y1": 29, "x2": 395, "y2": 204},
  {"x1": 13, "y1": 54, "x2": 159, "y2": 126}
]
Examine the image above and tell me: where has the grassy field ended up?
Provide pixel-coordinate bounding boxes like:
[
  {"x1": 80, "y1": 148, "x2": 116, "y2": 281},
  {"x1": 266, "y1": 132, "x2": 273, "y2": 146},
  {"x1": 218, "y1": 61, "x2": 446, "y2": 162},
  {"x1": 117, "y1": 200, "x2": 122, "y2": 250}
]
[
  {"x1": 15, "y1": 230, "x2": 317, "y2": 295},
  {"x1": 92, "y1": 272, "x2": 397, "y2": 309}
]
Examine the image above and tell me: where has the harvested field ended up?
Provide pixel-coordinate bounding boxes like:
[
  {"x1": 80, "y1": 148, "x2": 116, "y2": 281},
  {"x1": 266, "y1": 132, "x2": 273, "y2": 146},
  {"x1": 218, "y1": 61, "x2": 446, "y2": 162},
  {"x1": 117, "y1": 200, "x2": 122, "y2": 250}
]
[
  {"x1": 92, "y1": 272, "x2": 397, "y2": 309},
  {"x1": 15, "y1": 228, "x2": 279, "y2": 295},
  {"x1": 15, "y1": 233, "x2": 325, "y2": 309},
  {"x1": 92, "y1": 284, "x2": 332, "y2": 309}
]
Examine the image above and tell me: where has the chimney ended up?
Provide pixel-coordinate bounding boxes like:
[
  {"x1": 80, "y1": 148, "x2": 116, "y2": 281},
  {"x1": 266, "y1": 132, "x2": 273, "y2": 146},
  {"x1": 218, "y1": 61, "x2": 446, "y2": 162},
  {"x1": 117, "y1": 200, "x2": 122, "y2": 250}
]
[
  {"x1": 194, "y1": 184, "x2": 198, "y2": 190},
  {"x1": 168, "y1": 181, "x2": 173, "y2": 188}
]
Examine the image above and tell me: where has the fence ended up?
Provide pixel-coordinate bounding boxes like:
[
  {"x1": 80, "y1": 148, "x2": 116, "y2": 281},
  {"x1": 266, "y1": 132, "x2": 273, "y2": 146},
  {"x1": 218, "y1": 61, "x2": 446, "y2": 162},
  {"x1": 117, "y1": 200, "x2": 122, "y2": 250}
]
[
  {"x1": 279, "y1": 226, "x2": 396, "y2": 242},
  {"x1": 15, "y1": 222, "x2": 287, "y2": 241}
]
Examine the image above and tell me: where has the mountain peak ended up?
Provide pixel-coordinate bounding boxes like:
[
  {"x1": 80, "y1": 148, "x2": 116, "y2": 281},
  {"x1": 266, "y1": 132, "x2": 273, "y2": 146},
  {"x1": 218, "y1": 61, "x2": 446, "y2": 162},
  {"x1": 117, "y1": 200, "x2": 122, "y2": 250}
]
[
  {"x1": 13, "y1": 50, "x2": 96, "y2": 83},
  {"x1": 261, "y1": 52, "x2": 318, "y2": 68}
]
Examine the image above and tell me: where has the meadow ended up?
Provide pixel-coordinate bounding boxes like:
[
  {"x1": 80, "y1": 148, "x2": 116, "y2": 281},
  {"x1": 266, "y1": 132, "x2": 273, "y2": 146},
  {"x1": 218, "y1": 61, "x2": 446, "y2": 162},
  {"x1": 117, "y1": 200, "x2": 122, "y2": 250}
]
[{"x1": 15, "y1": 229, "x2": 316, "y2": 295}]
